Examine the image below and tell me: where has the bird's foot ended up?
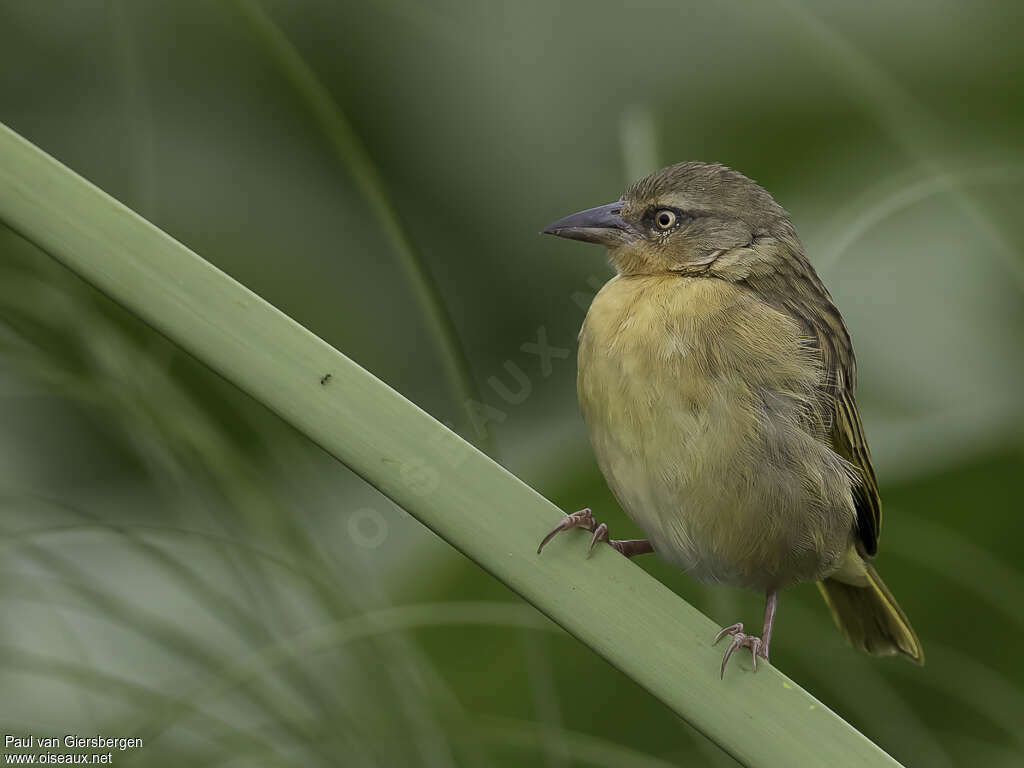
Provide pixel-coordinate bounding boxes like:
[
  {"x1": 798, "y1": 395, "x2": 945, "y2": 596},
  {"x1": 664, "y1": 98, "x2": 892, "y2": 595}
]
[
  {"x1": 537, "y1": 509, "x2": 653, "y2": 558},
  {"x1": 713, "y1": 622, "x2": 769, "y2": 678},
  {"x1": 537, "y1": 508, "x2": 598, "y2": 554}
]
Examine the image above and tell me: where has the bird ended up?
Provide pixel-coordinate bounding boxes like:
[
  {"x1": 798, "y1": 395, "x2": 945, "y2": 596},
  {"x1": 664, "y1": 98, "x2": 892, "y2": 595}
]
[{"x1": 536, "y1": 161, "x2": 923, "y2": 676}]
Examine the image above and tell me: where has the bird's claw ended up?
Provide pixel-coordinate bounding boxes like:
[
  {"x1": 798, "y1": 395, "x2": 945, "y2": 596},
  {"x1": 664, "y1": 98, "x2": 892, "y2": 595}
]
[
  {"x1": 713, "y1": 622, "x2": 768, "y2": 678},
  {"x1": 537, "y1": 508, "x2": 597, "y2": 554},
  {"x1": 538, "y1": 510, "x2": 653, "y2": 559}
]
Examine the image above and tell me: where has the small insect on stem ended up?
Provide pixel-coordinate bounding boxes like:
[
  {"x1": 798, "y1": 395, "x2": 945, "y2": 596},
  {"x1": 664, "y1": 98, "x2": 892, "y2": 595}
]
[{"x1": 320, "y1": 373, "x2": 333, "y2": 385}]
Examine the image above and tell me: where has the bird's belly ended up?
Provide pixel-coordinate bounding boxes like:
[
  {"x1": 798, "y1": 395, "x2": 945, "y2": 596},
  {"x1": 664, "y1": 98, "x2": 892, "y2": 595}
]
[
  {"x1": 584, "y1": 387, "x2": 850, "y2": 591},
  {"x1": 577, "y1": 276, "x2": 855, "y2": 592}
]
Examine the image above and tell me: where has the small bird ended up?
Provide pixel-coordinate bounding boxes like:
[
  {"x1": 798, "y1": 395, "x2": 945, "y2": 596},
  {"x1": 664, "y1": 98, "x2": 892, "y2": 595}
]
[{"x1": 537, "y1": 161, "x2": 923, "y2": 676}]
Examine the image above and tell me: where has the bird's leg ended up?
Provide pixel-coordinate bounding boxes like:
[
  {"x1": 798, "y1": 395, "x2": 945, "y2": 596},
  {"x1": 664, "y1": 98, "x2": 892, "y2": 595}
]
[
  {"x1": 760, "y1": 590, "x2": 778, "y2": 662},
  {"x1": 537, "y1": 508, "x2": 653, "y2": 558},
  {"x1": 713, "y1": 591, "x2": 778, "y2": 678},
  {"x1": 608, "y1": 537, "x2": 656, "y2": 558}
]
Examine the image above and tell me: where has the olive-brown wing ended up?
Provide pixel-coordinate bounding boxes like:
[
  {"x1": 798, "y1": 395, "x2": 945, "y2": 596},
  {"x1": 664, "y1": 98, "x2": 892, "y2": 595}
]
[
  {"x1": 743, "y1": 252, "x2": 882, "y2": 556},
  {"x1": 830, "y1": 388, "x2": 881, "y2": 556}
]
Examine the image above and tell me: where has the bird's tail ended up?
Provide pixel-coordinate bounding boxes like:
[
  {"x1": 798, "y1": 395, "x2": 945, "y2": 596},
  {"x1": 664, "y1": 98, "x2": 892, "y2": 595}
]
[{"x1": 817, "y1": 563, "x2": 924, "y2": 664}]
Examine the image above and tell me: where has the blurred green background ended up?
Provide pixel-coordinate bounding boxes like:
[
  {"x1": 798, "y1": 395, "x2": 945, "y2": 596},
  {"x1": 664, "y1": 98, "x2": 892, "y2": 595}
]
[{"x1": 1, "y1": 1, "x2": 1022, "y2": 766}]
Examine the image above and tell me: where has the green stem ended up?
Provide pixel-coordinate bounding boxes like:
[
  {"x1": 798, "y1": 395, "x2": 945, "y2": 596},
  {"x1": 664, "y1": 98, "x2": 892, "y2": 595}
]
[
  {"x1": 232, "y1": 0, "x2": 487, "y2": 445},
  {"x1": 0, "y1": 120, "x2": 901, "y2": 768}
]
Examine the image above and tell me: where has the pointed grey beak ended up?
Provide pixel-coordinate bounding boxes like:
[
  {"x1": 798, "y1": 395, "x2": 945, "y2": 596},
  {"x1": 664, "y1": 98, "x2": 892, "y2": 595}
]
[{"x1": 541, "y1": 201, "x2": 639, "y2": 245}]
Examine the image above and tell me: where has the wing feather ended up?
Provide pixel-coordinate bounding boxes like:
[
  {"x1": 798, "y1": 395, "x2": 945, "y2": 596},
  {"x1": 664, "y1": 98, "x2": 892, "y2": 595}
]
[
  {"x1": 830, "y1": 389, "x2": 881, "y2": 556},
  {"x1": 743, "y1": 244, "x2": 882, "y2": 556}
]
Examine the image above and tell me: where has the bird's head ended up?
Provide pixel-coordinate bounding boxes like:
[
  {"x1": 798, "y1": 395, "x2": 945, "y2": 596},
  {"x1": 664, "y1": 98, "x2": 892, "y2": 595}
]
[{"x1": 542, "y1": 161, "x2": 797, "y2": 278}]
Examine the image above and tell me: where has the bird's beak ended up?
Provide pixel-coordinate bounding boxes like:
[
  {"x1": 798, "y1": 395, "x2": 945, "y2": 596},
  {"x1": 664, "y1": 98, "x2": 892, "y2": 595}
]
[{"x1": 541, "y1": 201, "x2": 639, "y2": 246}]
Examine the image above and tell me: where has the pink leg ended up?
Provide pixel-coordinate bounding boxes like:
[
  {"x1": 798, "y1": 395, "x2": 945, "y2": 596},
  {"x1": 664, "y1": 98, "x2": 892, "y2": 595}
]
[
  {"x1": 609, "y1": 538, "x2": 655, "y2": 558},
  {"x1": 713, "y1": 591, "x2": 778, "y2": 678},
  {"x1": 761, "y1": 591, "x2": 778, "y2": 662}
]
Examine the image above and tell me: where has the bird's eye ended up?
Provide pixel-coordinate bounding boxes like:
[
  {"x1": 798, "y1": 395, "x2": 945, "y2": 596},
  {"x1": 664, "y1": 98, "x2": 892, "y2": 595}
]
[{"x1": 654, "y1": 209, "x2": 677, "y2": 230}]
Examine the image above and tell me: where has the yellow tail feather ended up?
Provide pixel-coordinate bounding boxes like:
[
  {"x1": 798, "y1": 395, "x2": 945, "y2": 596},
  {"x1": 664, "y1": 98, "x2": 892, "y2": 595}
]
[{"x1": 817, "y1": 563, "x2": 924, "y2": 664}]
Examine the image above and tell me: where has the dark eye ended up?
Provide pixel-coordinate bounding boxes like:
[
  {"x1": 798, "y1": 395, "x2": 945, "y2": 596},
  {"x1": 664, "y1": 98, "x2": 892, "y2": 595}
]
[{"x1": 654, "y1": 209, "x2": 677, "y2": 230}]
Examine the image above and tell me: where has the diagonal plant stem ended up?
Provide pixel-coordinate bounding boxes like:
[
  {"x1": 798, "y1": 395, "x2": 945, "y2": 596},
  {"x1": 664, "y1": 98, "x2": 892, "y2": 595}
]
[
  {"x1": 0, "y1": 120, "x2": 902, "y2": 768},
  {"x1": 232, "y1": 0, "x2": 487, "y2": 446}
]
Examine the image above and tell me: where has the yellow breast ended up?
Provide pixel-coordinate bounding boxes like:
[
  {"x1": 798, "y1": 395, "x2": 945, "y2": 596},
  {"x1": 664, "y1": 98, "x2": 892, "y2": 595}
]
[{"x1": 578, "y1": 273, "x2": 855, "y2": 591}]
